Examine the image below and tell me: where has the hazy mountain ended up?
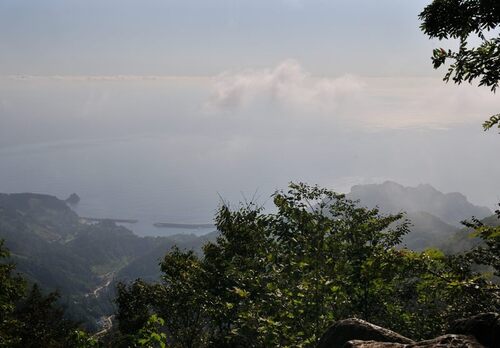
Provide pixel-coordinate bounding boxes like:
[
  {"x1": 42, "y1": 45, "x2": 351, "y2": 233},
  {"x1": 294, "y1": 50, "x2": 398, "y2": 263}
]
[
  {"x1": 348, "y1": 181, "x2": 491, "y2": 226},
  {"x1": 347, "y1": 181, "x2": 492, "y2": 251},
  {"x1": 441, "y1": 213, "x2": 500, "y2": 254},
  {"x1": 402, "y1": 212, "x2": 459, "y2": 251}
]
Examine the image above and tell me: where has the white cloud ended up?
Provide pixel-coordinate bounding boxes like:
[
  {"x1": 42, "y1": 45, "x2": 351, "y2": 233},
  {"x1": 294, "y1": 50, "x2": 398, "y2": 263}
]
[
  {"x1": 205, "y1": 59, "x2": 364, "y2": 112},
  {"x1": 203, "y1": 61, "x2": 499, "y2": 130},
  {"x1": 3, "y1": 69, "x2": 498, "y2": 131},
  {"x1": 353, "y1": 77, "x2": 500, "y2": 130}
]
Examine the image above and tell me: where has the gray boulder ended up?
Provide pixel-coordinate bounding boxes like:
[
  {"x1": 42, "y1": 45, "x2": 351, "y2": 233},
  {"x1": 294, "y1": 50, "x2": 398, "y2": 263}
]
[
  {"x1": 343, "y1": 341, "x2": 406, "y2": 348},
  {"x1": 345, "y1": 334, "x2": 484, "y2": 347},
  {"x1": 316, "y1": 318, "x2": 414, "y2": 348},
  {"x1": 450, "y1": 312, "x2": 500, "y2": 348}
]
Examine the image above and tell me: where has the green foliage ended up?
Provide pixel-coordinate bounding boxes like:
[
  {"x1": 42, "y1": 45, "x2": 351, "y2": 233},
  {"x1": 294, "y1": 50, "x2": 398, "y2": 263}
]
[
  {"x1": 0, "y1": 192, "x2": 212, "y2": 331},
  {"x1": 115, "y1": 184, "x2": 500, "y2": 346},
  {"x1": 462, "y1": 205, "x2": 500, "y2": 276},
  {"x1": 116, "y1": 279, "x2": 153, "y2": 336},
  {"x1": 0, "y1": 239, "x2": 25, "y2": 347},
  {"x1": 0, "y1": 239, "x2": 93, "y2": 348},
  {"x1": 419, "y1": 0, "x2": 500, "y2": 130},
  {"x1": 68, "y1": 329, "x2": 98, "y2": 348},
  {"x1": 154, "y1": 247, "x2": 210, "y2": 348},
  {"x1": 134, "y1": 315, "x2": 168, "y2": 348},
  {"x1": 11, "y1": 284, "x2": 79, "y2": 348},
  {"x1": 483, "y1": 113, "x2": 500, "y2": 131}
]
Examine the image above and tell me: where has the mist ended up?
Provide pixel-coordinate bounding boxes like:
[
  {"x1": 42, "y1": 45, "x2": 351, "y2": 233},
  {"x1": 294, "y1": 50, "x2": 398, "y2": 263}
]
[{"x1": 1, "y1": 70, "x2": 498, "y2": 234}]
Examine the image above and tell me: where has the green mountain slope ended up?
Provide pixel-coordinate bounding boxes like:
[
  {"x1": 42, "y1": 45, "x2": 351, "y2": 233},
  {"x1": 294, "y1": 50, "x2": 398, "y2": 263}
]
[
  {"x1": 402, "y1": 211, "x2": 460, "y2": 251},
  {"x1": 0, "y1": 193, "x2": 213, "y2": 331}
]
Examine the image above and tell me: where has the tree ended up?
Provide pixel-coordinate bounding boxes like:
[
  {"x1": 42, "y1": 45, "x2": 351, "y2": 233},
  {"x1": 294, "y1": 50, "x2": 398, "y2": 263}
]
[
  {"x1": 462, "y1": 205, "x2": 500, "y2": 276},
  {"x1": 0, "y1": 240, "x2": 94, "y2": 348},
  {"x1": 115, "y1": 183, "x2": 499, "y2": 346},
  {"x1": 12, "y1": 284, "x2": 80, "y2": 348},
  {"x1": 134, "y1": 315, "x2": 168, "y2": 348},
  {"x1": 115, "y1": 279, "x2": 153, "y2": 336},
  {"x1": 113, "y1": 279, "x2": 154, "y2": 347},
  {"x1": 419, "y1": 0, "x2": 500, "y2": 130},
  {"x1": 154, "y1": 247, "x2": 210, "y2": 348},
  {"x1": 0, "y1": 239, "x2": 25, "y2": 347}
]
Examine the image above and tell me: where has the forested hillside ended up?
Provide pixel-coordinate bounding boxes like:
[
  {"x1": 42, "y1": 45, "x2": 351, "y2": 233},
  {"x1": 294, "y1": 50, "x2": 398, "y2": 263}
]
[
  {"x1": 113, "y1": 184, "x2": 500, "y2": 347},
  {"x1": 0, "y1": 193, "x2": 215, "y2": 330},
  {"x1": 1, "y1": 184, "x2": 498, "y2": 346},
  {"x1": 1, "y1": 182, "x2": 498, "y2": 333}
]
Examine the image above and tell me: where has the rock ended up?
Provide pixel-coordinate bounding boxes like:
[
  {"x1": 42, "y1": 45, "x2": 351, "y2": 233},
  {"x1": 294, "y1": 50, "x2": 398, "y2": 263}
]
[
  {"x1": 412, "y1": 334, "x2": 485, "y2": 347},
  {"x1": 65, "y1": 193, "x2": 80, "y2": 205},
  {"x1": 345, "y1": 334, "x2": 484, "y2": 347},
  {"x1": 450, "y1": 312, "x2": 500, "y2": 348},
  {"x1": 316, "y1": 318, "x2": 414, "y2": 348},
  {"x1": 344, "y1": 341, "x2": 405, "y2": 348}
]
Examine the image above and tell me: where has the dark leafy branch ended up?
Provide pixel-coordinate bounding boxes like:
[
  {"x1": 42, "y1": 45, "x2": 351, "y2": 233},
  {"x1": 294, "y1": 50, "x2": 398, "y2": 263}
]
[{"x1": 419, "y1": 0, "x2": 500, "y2": 130}]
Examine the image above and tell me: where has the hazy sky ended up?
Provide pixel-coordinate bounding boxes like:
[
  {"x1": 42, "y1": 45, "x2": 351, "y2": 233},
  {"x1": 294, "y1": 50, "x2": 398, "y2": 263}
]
[
  {"x1": 0, "y1": 0, "x2": 499, "y2": 219},
  {"x1": 1, "y1": 0, "x2": 442, "y2": 76}
]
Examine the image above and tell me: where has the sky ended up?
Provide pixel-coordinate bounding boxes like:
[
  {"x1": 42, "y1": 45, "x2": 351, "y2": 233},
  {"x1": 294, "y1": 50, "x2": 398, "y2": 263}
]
[
  {"x1": 0, "y1": 0, "x2": 442, "y2": 76},
  {"x1": 0, "y1": 0, "x2": 499, "y2": 220}
]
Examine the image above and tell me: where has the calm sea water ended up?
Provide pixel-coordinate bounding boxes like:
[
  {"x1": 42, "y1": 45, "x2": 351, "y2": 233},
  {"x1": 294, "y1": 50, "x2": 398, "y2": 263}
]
[
  {"x1": 1, "y1": 79, "x2": 498, "y2": 236},
  {"x1": 0, "y1": 137, "x2": 222, "y2": 237}
]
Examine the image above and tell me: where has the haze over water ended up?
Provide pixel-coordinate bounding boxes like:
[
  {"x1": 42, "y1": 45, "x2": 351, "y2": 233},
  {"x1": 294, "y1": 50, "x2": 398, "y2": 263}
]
[
  {"x1": 1, "y1": 77, "x2": 498, "y2": 237},
  {"x1": 1, "y1": 1, "x2": 499, "y2": 236}
]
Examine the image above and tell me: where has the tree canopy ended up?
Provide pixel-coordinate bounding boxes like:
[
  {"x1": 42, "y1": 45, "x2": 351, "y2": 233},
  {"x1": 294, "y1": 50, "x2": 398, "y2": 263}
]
[
  {"x1": 0, "y1": 240, "x2": 96, "y2": 348},
  {"x1": 0, "y1": 240, "x2": 25, "y2": 347},
  {"x1": 115, "y1": 184, "x2": 500, "y2": 347},
  {"x1": 419, "y1": 0, "x2": 500, "y2": 130}
]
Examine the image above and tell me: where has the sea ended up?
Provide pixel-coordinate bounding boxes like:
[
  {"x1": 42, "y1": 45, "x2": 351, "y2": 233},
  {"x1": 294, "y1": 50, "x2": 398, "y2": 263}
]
[
  {"x1": 0, "y1": 137, "x2": 223, "y2": 237},
  {"x1": 0, "y1": 78, "x2": 245, "y2": 237},
  {"x1": 1, "y1": 77, "x2": 498, "y2": 237}
]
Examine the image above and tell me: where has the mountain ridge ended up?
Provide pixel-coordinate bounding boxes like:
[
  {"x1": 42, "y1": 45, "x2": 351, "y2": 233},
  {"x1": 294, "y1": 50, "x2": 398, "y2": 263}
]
[
  {"x1": 348, "y1": 181, "x2": 491, "y2": 226},
  {"x1": 0, "y1": 192, "x2": 216, "y2": 331},
  {"x1": 0, "y1": 185, "x2": 497, "y2": 330}
]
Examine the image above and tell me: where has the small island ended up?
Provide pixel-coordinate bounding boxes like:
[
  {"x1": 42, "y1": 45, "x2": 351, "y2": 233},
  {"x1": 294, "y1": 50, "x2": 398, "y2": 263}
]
[{"x1": 65, "y1": 193, "x2": 81, "y2": 205}]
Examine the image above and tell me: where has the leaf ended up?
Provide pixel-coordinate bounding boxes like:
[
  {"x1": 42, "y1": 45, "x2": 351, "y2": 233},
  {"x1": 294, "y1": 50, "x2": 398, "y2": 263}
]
[{"x1": 233, "y1": 287, "x2": 249, "y2": 298}]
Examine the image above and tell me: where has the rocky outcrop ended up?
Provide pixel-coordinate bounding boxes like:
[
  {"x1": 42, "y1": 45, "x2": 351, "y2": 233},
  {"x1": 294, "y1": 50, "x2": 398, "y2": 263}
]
[
  {"x1": 345, "y1": 334, "x2": 484, "y2": 347},
  {"x1": 450, "y1": 312, "x2": 500, "y2": 348},
  {"x1": 65, "y1": 193, "x2": 81, "y2": 205},
  {"x1": 317, "y1": 315, "x2": 498, "y2": 348},
  {"x1": 316, "y1": 318, "x2": 414, "y2": 348},
  {"x1": 344, "y1": 341, "x2": 405, "y2": 348}
]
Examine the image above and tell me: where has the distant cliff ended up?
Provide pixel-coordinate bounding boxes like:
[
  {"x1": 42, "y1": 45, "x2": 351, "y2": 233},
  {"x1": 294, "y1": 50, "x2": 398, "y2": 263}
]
[
  {"x1": 347, "y1": 181, "x2": 493, "y2": 251},
  {"x1": 348, "y1": 181, "x2": 491, "y2": 226}
]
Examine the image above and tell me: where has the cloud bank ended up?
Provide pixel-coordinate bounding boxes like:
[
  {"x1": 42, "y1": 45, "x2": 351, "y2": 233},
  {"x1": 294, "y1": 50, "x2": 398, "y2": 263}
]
[
  {"x1": 204, "y1": 60, "x2": 499, "y2": 130},
  {"x1": 3, "y1": 64, "x2": 498, "y2": 131},
  {"x1": 4, "y1": 75, "x2": 200, "y2": 82},
  {"x1": 205, "y1": 59, "x2": 363, "y2": 112}
]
